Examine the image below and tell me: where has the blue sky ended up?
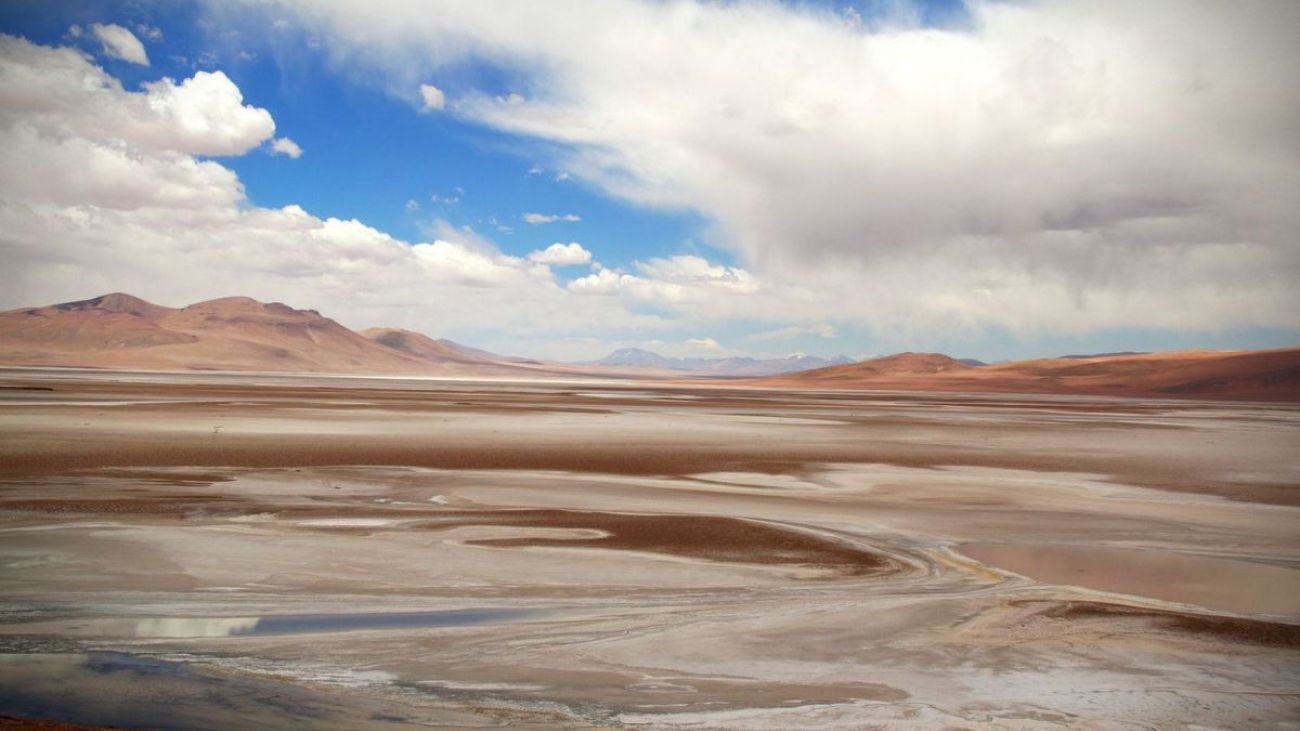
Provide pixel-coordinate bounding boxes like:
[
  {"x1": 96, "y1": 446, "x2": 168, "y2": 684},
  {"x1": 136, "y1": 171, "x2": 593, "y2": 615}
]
[{"x1": 1, "y1": 0, "x2": 1296, "y2": 362}]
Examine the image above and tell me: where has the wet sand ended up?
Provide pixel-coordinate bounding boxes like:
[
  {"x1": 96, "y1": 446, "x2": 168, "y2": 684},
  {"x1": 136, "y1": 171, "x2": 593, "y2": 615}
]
[
  {"x1": 0, "y1": 368, "x2": 1297, "y2": 729},
  {"x1": 959, "y1": 542, "x2": 1300, "y2": 615}
]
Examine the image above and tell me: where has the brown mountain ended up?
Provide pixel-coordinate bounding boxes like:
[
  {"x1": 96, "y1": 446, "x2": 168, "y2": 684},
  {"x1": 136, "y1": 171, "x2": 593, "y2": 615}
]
[
  {"x1": 0, "y1": 293, "x2": 195, "y2": 353},
  {"x1": 358, "y1": 327, "x2": 544, "y2": 376},
  {"x1": 756, "y1": 348, "x2": 1300, "y2": 401},
  {"x1": 0, "y1": 293, "x2": 530, "y2": 376},
  {"x1": 781, "y1": 352, "x2": 973, "y2": 381},
  {"x1": 360, "y1": 327, "x2": 497, "y2": 365}
]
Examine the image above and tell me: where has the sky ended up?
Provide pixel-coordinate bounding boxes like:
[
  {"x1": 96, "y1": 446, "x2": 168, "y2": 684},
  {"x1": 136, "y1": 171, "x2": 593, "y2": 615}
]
[{"x1": 0, "y1": 0, "x2": 1296, "y2": 362}]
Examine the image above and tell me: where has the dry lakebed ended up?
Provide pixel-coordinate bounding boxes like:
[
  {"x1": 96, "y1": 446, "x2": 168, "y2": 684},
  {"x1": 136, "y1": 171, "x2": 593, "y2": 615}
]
[{"x1": 0, "y1": 368, "x2": 1297, "y2": 729}]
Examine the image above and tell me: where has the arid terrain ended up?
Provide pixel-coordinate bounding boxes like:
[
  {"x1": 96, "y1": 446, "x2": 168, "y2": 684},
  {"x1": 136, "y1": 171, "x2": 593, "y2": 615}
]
[
  {"x1": 0, "y1": 367, "x2": 1297, "y2": 729},
  {"x1": 5, "y1": 294, "x2": 1300, "y2": 403},
  {"x1": 5, "y1": 0, "x2": 1299, "y2": 727}
]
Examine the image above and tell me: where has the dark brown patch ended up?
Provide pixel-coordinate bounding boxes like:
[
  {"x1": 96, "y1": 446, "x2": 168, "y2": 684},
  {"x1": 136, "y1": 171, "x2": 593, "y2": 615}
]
[
  {"x1": 1014, "y1": 599, "x2": 1300, "y2": 649},
  {"x1": 421, "y1": 509, "x2": 896, "y2": 577},
  {"x1": 0, "y1": 495, "x2": 234, "y2": 515}
]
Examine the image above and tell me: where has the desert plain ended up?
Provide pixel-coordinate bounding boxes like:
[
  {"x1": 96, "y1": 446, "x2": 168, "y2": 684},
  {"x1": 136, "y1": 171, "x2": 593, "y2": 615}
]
[{"x1": 0, "y1": 367, "x2": 1297, "y2": 730}]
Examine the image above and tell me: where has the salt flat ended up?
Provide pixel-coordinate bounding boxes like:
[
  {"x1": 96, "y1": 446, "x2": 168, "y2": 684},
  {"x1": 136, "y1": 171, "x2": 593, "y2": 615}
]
[{"x1": 0, "y1": 368, "x2": 1297, "y2": 729}]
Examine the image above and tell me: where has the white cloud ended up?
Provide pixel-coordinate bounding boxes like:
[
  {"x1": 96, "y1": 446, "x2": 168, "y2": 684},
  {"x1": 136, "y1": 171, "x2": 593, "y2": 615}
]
[
  {"x1": 687, "y1": 337, "x2": 721, "y2": 351},
  {"x1": 90, "y1": 23, "x2": 149, "y2": 66},
  {"x1": 633, "y1": 256, "x2": 758, "y2": 292},
  {"x1": 528, "y1": 242, "x2": 591, "y2": 266},
  {"x1": 0, "y1": 39, "x2": 273, "y2": 158},
  {"x1": 523, "y1": 212, "x2": 580, "y2": 224},
  {"x1": 566, "y1": 255, "x2": 762, "y2": 311},
  {"x1": 137, "y1": 25, "x2": 164, "y2": 42},
  {"x1": 273, "y1": 0, "x2": 1300, "y2": 338},
  {"x1": 419, "y1": 83, "x2": 445, "y2": 111},
  {"x1": 410, "y1": 240, "x2": 517, "y2": 286},
  {"x1": 269, "y1": 136, "x2": 303, "y2": 158},
  {"x1": 404, "y1": 198, "x2": 420, "y2": 212},
  {"x1": 138, "y1": 71, "x2": 276, "y2": 155},
  {"x1": 750, "y1": 324, "x2": 839, "y2": 341}
]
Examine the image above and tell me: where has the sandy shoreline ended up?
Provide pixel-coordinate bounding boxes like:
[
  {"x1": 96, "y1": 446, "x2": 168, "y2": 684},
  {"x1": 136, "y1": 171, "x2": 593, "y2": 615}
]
[{"x1": 0, "y1": 368, "x2": 1297, "y2": 729}]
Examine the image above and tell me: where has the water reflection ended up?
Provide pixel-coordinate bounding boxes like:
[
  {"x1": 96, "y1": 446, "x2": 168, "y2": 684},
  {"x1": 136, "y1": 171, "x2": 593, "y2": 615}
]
[
  {"x1": 80, "y1": 608, "x2": 539, "y2": 639},
  {"x1": 0, "y1": 652, "x2": 422, "y2": 730}
]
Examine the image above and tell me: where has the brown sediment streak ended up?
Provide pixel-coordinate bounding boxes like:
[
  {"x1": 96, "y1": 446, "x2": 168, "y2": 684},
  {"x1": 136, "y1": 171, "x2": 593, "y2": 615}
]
[
  {"x1": 420, "y1": 509, "x2": 897, "y2": 577},
  {"x1": 1012, "y1": 600, "x2": 1300, "y2": 649},
  {"x1": 0, "y1": 495, "x2": 238, "y2": 515}
]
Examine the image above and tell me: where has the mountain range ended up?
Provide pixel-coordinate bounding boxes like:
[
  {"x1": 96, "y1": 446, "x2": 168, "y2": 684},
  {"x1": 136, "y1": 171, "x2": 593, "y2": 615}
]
[
  {"x1": 757, "y1": 349, "x2": 1300, "y2": 401},
  {"x1": 0, "y1": 293, "x2": 534, "y2": 377},
  {"x1": 1, "y1": 293, "x2": 1297, "y2": 400}
]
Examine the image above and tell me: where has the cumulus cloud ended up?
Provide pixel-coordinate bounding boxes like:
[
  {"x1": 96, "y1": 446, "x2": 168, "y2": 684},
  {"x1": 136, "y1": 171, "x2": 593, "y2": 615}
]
[
  {"x1": 90, "y1": 23, "x2": 149, "y2": 66},
  {"x1": 141, "y1": 72, "x2": 277, "y2": 155},
  {"x1": 269, "y1": 136, "x2": 303, "y2": 158},
  {"x1": 523, "y1": 212, "x2": 580, "y2": 224},
  {"x1": 528, "y1": 242, "x2": 591, "y2": 266},
  {"x1": 0, "y1": 39, "x2": 275, "y2": 159},
  {"x1": 268, "y1": 0, "x2": 1300, "y2": 338},
  {"x1": 419, "y1": 83, "x2": 445, "y2": 111}
]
